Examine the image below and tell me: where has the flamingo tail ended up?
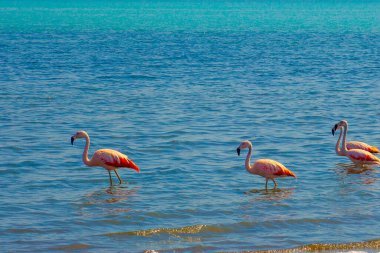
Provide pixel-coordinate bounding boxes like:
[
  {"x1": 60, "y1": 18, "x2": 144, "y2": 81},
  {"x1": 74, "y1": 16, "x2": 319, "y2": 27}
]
[
  {"x1": 286, "y1": 169, "x2": 297, "y2": 178},
  {"x1": 110, "y1": 156, "x2": 140, "y2": 173},
  {"x1": 370, "y1": 146, "x2": 380, "y2": 153},
  {"x1": 125, "y1": 158, "x2": 140, "y2": 173}
]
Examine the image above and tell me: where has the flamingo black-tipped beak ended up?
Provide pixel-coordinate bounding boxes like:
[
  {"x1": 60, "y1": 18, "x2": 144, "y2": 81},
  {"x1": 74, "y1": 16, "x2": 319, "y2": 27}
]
[
  {"x1": 332, "y1": 124, "x2": 338, "y2": 136},
  {"x1": 71, "y1": 136, "x2": 75, "y2": 145},
  {"x1": 237, "y1": 148, "x2": 241, "y2": 156}
]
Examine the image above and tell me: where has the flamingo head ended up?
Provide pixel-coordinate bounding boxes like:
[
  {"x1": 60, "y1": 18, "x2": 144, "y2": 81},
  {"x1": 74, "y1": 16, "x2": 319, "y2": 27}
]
[
  {"x1": 71, "y1": 130, "x2": 88, "y2": 145},
  {"x1": 237, "y1": 140, "x2": 252, "y2": 156},
  {"x1": 331, "y1": 120, "x2": 348, "y2": 136}
]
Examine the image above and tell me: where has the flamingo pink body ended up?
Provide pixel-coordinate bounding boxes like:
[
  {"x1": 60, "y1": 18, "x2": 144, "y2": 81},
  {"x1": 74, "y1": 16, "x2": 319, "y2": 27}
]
[
  {"x1": 345, "y1": 149, "x2": 380, "y2": 165},
  {"x1": 332, "y1": 120, "x2": 380, "y2": 165},
  {"x1": 250, "y1": 159, "x2": 296, "y2": 179},
  {"x1": 346, "y1": 141, "x2": 379, "y2": 154},
  {"x1": 237, "y1": 140, "x2": 296, "y2": 189},
  {"x1": 71, "y1": 131, "x2": 140, "y2": 185},
  {"x1": 91, "y1": 149, "x2": 140, "y2": 172}
]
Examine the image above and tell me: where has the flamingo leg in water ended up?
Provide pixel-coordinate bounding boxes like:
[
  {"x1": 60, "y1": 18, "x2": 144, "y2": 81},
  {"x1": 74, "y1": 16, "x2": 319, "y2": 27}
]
[
  {"x1": 272, "y1": 179, "x2": 278, "y2": 188},
  {"x1": 114, "y1": 170, "x2": 123, "y2": 184},
  {"x1": 265, "y1": 179, "x2": 269, "y2": 190},
  {"x1": 108, "y1": 170, "x2": 113, "y2": 186}
]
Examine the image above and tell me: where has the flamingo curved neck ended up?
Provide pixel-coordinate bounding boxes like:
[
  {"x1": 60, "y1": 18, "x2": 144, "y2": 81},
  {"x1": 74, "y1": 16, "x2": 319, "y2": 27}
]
[
  {"x1": 245, "y1": 145, "x2": 253, "y2": 172},
  {"x1": 335, "y1": 129, "x2": 344, "y2": 156},
  {"x1": 82, "y1": 133, "x2": 92, "y2": 166},
  {"x1": 341, "y1": 124, "x2": 349, "y2": 154}
]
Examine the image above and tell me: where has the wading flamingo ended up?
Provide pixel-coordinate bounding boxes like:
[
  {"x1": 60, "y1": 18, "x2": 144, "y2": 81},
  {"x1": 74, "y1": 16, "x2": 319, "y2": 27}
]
[
  {"x1": 236, "y1": 140, "x2": 296, "y2": 189},
  {"x1": 71, "y1": 131, "x2": 140, "y2": 186},
  {"x1": 332, "y1": 121, "x2": 380, "y2": 165},
  {"x1": 332, "y1": 120, "x2": 379, "y2": 155}
]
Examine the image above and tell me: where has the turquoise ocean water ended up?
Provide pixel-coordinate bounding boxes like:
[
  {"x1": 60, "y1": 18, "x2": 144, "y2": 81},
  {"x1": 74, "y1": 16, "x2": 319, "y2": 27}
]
[{"x1": 1, "y1": 1, "x2": 380, "y2": 252}]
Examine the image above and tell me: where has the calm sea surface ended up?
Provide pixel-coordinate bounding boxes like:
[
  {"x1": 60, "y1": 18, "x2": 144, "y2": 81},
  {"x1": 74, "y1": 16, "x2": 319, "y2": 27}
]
[{"x1": 1, "y1": 1, "x2": 380, "y2": 252}]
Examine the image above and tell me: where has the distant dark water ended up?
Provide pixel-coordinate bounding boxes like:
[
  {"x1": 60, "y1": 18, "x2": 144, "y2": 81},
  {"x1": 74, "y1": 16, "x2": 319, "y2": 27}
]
[{"x1": 1, "y1": 1, "x2": 380, "y2": 252}]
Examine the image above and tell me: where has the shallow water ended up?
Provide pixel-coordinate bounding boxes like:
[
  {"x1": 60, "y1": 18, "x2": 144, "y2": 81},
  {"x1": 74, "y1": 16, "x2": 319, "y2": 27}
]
[{"x1": 1, "y1": 1, "x2": 380, "y2": 252}]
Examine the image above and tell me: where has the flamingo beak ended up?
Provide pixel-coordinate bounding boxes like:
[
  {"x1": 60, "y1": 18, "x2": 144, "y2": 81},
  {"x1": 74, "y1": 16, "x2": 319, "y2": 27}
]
[
  {"x1": 332, "y1": 124, "x2": 338, "y2": 136},
  {"x1": 71, "y1": 136, "x2": 75, "y2": 145},
  {"x1": 237, "y1": 148, "x2": 241, "y2": 156}
]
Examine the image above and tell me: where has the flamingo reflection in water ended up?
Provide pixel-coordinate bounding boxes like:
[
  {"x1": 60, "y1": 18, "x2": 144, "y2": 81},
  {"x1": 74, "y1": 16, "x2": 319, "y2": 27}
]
[
  {"x1": 334, "y1": 163, "x2": 377, "y2": 185},
  {"x1": 245, "y1": 187, "x2": 295, "y2": 201}
]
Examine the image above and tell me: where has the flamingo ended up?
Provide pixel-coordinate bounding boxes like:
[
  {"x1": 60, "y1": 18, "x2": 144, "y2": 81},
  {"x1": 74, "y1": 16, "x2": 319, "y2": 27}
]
[
  {"x1": 236, "y1": 140, "x2": 296, "y2": 189},
  {"x1": 332, "y1": 120, "x2": 379, "y2": 155},
  {"x1": 71, "y1": 130, "x2": 140, "y2": 186},
  {"x1": 331, "y1": 121, "x2": 380, "y2": 165}
]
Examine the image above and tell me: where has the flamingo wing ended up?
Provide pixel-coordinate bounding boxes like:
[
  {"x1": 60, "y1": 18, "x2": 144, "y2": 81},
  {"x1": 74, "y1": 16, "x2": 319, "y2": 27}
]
[
  {"x1": 254, "y1": 159, "x2": 296, "y2": 178},
  {"x1": 347, "y1": 149, "x2": 380, "y2": 164},
  {"x1": 94, "y1": 149, "x2": 140, "y2": 172},
  {"x1": 347, "y1": 141, "x2": 380, "y2": 154}
]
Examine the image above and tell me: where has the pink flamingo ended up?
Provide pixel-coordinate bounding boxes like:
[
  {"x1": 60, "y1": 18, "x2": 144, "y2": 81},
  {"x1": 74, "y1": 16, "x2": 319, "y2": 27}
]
[
  {"x1": 236, "y1": 140, "x2": 296, "y2": 189},
  {"x1": 71, "y1": 131, "x2": 140, "y2": 186},
  {"x1": 332, "y1": 121, "x2": 380, "y2": 165},
  {"x1": 332, "y1": 120, "x2": 379, "y2": 155}
]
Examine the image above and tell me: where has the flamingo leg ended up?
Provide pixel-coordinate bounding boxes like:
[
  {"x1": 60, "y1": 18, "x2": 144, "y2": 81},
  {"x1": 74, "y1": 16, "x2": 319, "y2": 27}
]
[
  {"x1": 265, "y1": 179, "x2": 269, "y2": 190},
  {"x1": 272, "y1": 179, "x2": 278, "y2": 188},
  {"x1": 108, "y1": 170, "x2": 113, "y2": 186},
  {"x1": 114, "y1": 170, "x2": 123, "y2": 184}
]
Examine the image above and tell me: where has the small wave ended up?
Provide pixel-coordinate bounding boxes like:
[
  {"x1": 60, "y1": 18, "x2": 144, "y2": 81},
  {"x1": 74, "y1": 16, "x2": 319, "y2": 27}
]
[
  {"x1": 50, "y1": 244, "x2": 91, "y2": 251},
  {"x1": 227, "y1": 238, "x2": 380, "y2": 253},
  {"x1": 104, "y1": 224, "x2": 230, "y2": 237},
  {"x1": 105, "y1": 218, "x2": 342, "y2": 239},
  {"x1": 6, "y1": 228, "x2": 41, "y2": 234}
]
